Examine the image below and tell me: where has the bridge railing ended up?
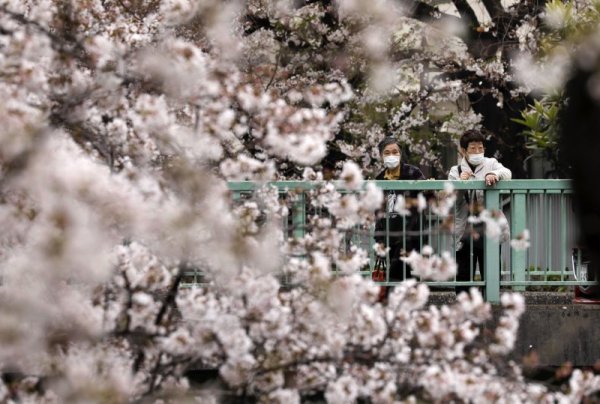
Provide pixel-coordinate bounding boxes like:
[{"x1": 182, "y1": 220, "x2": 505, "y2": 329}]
[{"x1": 210, "y1": 180, "x2": 591, "y2": 303}]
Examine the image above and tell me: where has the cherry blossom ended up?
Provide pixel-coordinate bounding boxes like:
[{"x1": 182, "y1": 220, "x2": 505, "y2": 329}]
[{"x1": 0, "y1": 1, "x2": 597, "y2": 402}]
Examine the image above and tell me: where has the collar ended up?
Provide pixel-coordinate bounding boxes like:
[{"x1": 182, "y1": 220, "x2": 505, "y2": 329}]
[
  {"x1": 384, "y1": 165, "x2": 401, "y2": 180},
  {"x1": 460, "y1": 157, "x2": 484, "y2": 174}
]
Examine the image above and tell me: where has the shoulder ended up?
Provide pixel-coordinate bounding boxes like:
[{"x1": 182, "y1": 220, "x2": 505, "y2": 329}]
[
  {"x1": 375, "y1": 170, "x2": 386, "y2": 180},
  {"x1": 448, "y1": 165, "x2": 459, "y2": 179},
  {"x1": 485, "y1": 157, "x2": 509, "y2": 170},
  {"x1": 401, "y1": 163, "x2": 424, "y2": 180}
]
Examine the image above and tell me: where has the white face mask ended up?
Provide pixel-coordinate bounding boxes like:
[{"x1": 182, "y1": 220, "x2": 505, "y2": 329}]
[
  {"x1": 383, "y1": 155, "x2": 400, "y2": 169},
  {"x1": 467, "y1": 153, "x2": 484, "y2": 166}
]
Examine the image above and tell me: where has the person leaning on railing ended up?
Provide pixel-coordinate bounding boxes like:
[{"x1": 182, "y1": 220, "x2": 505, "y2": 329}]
[
  {"x1": 374, "y1": 136, "x2": 426, "y2": 281},
  {"x1": 448, "y1": 129, "x2": 512, "y2": 296}
]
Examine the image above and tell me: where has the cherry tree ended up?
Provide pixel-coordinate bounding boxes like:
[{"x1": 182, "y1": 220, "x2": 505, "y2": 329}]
[
  {"x1": 240, "y1": 0, "x2": 556, "y2": 176},
  {"x1": 0, "y1": 0, "x2": 598, "y2": 402}
]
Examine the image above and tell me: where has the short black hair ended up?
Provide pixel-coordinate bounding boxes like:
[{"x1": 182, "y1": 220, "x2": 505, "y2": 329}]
[
  {"x1": 459, "y1": 129, "x2": 486, "y2": 150},
  {"x1": 378, "y1": 136, "x2": 400, "y2": 154}
]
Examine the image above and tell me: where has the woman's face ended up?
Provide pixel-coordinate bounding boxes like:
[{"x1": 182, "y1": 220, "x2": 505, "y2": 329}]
[
  {"x1": 461, "y1": 141, "x2": 484, "y2": 157},
  {"x1": 382, "y1": 143, "x2": 400, "y2": 158}
]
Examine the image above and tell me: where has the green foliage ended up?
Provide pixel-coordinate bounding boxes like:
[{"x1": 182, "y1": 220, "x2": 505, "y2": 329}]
[
  {"x1": 517, "y1": 0, "x2": 600, "y2": 177},
  {"x1": 513, "y1": 95, "x2": 567, "y2": 176},
  {"x1": 512, "y1": 97, "x2": 561, "y2": 152},
  {"x1": 539, "y1": 0, "x2": 600, "y2": 55}
]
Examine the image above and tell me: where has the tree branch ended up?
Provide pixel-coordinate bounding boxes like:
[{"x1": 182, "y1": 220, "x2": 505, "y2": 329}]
[
  {"x1": 480, "y1": 0, "x2": 505, "y2": 20},
  {"x1": 0, "y1": 5, "x2": 93, "y2": 68},
  {"x1": 452, "y1": 0, "x2": 481, "y2": 28},
  {"x1": 154, "y1": 262, "x2": 186, "y2": 327}
]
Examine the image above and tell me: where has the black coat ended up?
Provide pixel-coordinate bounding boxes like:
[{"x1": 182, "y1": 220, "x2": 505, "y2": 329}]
[{"x1": 374, "y1": 163, "x2": 426, "y2": 256}]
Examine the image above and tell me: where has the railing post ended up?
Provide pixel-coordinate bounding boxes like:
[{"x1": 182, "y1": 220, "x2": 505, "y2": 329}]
[
  {"x1": 560, "y1": 192, "x2": 568, "y2": 280},
  {"x1": 292, "y1": 191, "x2": 306, "y2": 239},
  {"x1": 511, "y1": 191, "x2": 527, "y2": 291},
  {"x1": 485, "y1": 188, "x2": 501, "y2": 303}
]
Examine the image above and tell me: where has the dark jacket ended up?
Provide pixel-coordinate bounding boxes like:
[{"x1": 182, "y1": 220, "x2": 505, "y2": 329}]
[{"x1": 374, "y1": 163, "x2": 425, "y2": 255}]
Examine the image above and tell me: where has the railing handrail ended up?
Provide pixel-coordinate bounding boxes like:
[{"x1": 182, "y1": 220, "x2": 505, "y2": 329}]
[{"x1": 228, "y1": 179, "x2": 573, "y2": 192}]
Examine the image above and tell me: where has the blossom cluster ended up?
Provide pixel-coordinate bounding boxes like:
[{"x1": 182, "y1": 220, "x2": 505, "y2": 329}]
[{"x1": 0, "y1": 1, "x2": 598, "y2": 403}]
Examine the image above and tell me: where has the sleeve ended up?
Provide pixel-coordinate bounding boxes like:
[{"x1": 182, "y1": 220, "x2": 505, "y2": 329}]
[
  {"x1": 448, "y1": 165, "x2": 459, "y2": 180},
  {"x1": 488, "y1": 158, "x2": 512, "y2": 180},
  {"x1": 408, "y1": 165, "x2": 425, "y2": 180}
]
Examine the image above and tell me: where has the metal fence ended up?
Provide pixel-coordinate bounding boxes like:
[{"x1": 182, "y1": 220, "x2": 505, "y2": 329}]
[{"x1": 221, "y1": 180, "x2": 592, "y2": 303}]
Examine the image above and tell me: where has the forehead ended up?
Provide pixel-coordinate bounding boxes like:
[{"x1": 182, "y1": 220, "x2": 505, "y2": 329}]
[
  {"x1": 466, "y1": 141, "x2": 484, "y2": 149},
  {"x1": 383, "y1": 143, "x2": 400, "y2": 153}
]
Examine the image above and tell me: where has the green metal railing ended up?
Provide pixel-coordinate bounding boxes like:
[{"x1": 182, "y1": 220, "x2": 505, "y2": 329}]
[{"x1": 218, "y1": 180, "x2": 591, "y2": 303}]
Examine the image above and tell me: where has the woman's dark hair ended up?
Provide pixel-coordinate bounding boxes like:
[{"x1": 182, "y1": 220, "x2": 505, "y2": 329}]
[
  {"x1": 459, "y1": 129, "x2": 486, "y2": 149},
  {"x1": 378, "y1": 136, "x2": 400, "y2": 154}
]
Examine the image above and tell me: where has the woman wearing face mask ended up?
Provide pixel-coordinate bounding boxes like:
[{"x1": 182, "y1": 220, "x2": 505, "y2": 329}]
[
  {"x1": 448, "y1": 129, "x2": 512, "y2": 296},
  {"x1": 374, "y1": 137, "x2": 426, "y2": 282}
]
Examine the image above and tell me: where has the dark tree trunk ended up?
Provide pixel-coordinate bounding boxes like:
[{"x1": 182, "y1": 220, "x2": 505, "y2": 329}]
[{"x1": 559, "y1": 66, "x2": 600, "y2": 288}]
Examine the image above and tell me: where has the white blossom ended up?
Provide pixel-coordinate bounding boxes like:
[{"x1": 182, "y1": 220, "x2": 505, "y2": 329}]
[
  {"x1": 373, "y1": 242, "x2": 390, "y2": 257},
  {"x1": 360, "y1": 182, "x2": 384, "y2": 211},
  {"x1": 0, "y1": 1, "x2": 595, "y2": 402},
  {"x1": 325, "y1": 375, "x2": 359, "y2": 404},
  {"x1": 268, "y1": 388, "x2": 300, "y2": 404},
  {"x1": 470, "y1": 209, "x2": 511, "y2": 243},
  {"x1": 431, "y1": 182, "x2": 457, "y2": 217},
  {"x1": 340, "y1": 160, "x2": 364, "y2": 190},
  {"x1": 510, "y1": 229, "x2": 531, "y2": 251},
  {"x1": 402, "y1": 246, "x2": 458, "y2": 281}
]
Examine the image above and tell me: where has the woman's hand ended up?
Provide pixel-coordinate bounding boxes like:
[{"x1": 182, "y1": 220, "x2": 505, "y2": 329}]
[
  {"x1": 485, "y1": 173, "x2": 498, "y2": 186},
  {"x1": 460, "y1": 171, "x2": 472, "y2": 180}
]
